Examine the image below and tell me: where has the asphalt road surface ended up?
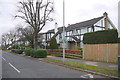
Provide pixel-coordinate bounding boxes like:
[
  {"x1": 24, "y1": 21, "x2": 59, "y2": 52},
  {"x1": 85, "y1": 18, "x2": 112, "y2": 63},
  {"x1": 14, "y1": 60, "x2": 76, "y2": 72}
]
[{"x1": 2, "y1": 51, "x2": 107, "y2": 78}]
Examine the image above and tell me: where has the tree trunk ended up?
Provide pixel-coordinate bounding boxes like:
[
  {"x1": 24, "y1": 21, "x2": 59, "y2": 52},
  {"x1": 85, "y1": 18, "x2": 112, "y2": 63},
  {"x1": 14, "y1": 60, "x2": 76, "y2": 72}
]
[
  {"x1": 30, "y1": 41, "x2": 34, "y2": 48},
  {"x1": 34, "y1": 31, "x2": 38, "y2": 49}
]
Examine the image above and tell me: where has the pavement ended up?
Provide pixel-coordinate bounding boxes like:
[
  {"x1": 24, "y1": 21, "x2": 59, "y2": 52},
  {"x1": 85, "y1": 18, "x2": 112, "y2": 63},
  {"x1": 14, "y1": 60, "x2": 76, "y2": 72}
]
[
  {"x1": 47, "y1": 55, "x2": 118, "y2": 70},
  {"x1": 2, "y1": 51, "x2": 107, "y2": 78}
]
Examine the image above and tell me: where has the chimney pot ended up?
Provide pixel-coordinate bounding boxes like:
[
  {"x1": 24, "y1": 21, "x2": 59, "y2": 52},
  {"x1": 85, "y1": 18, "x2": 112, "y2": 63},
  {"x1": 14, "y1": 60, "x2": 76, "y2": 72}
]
[
  {"x1": 103, "y1": 12, "x2": 108, "y2": 17},
  {"x1": 68, "y1": 24, "x2": 70, "y2": 26}
]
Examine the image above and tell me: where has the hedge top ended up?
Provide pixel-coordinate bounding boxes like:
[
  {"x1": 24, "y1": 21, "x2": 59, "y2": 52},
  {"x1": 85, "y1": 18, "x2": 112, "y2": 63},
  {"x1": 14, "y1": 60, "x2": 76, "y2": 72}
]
[{"x1": 83, "y1": 29, "x2": 118, "y2": 44}]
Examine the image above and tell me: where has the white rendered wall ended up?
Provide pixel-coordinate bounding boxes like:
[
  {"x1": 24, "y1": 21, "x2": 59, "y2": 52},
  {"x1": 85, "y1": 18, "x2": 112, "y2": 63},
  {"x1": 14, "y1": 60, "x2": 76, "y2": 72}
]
[{"x1": 54, "y1": 23, "x2": 59, "y2": 43}]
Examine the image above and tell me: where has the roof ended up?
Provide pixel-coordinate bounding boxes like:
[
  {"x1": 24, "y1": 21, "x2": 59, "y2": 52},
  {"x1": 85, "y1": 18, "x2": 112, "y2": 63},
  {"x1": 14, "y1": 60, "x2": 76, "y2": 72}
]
[
  {"x1": 53, "y1": 27, "x2": 63, "y2": 37},
  {"x1": 66, "y1": 16, "x2": 104, "y2": 32},
  {"x1": 47, "y1": 29, "x2": 54, "y2": 33},
  {"x1": 45, "y1": 16, "x2": 104, "y2": 36}
]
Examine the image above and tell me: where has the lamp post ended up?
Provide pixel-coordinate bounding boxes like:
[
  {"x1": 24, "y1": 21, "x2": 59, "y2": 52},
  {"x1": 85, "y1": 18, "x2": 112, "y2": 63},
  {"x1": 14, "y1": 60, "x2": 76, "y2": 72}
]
[
  {"x1": 118, "y1": 1, "x2": 120, "y2": 74},
  {"x1": 62, "y1": 0, "x2": 65, "y2": 61}
]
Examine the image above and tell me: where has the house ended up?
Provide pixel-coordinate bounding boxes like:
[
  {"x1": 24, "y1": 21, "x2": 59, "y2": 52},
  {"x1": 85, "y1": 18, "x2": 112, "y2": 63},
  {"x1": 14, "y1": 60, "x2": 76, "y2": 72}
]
[{"x1": 39, "y1": 12, "x2": 116, "y2": 50}]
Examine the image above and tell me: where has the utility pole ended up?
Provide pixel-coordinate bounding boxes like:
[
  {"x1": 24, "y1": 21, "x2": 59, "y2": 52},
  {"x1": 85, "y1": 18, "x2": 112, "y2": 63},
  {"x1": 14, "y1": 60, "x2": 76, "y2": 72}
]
[
  {"x1": 62, "y1": 0, "x2": 65, "y2": 61},
  {"x1": 118, "y1": 1, "x2": 120, "y2": 73}
]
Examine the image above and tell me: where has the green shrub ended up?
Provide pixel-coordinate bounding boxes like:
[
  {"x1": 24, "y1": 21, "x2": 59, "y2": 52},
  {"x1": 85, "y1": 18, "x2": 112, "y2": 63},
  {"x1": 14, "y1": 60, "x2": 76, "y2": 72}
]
[
  {"x1": 24, "y1": 48, "x2": 36, "y2": 57},
  {"x1": 58, "y1": 46, "x2": 63, "y2": 49},
  {"x1": 83, "y1": 29, "x2": 118, "y2": 44},
  {"x1": 24, "y1": 48, "x2": 33, "y2": 56},
  {"x1": 76, "y1": 46, "x2": 83, "y2": 51},
  {"x1": 46, "y1": 45, "x2": 50, "y2": 49},
  {"x1": 11, "y1": 44, "x2": 20, "y2": 49},
  {"x1": 50, "y1": 36, "x2": 58, "y2": 49},
  {"x1": 34, "y1": 49, "x2": 47, "y2": 58},
  {"x1": 118, "y1": 38, "x2": 120, "y2": 43},
  {"x1": 31, "y1": 49, "x2": 36, "y2": 57},
  {"x1": 24, "y1": 48, "x2": 47, "y2": 58},
  {"x1": 12, "y1": 49, "x2": 23, "y2": 54}
]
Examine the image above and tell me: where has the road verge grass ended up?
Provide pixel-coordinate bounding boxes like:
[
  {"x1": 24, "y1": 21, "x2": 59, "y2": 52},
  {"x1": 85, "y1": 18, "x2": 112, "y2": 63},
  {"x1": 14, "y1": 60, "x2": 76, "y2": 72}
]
[
  {"x1": 3, "y1": 50, "x2": 12, "y2": 53},
  {"x1": 43, "y1": 58, "x2": 119, "y2": 77}
]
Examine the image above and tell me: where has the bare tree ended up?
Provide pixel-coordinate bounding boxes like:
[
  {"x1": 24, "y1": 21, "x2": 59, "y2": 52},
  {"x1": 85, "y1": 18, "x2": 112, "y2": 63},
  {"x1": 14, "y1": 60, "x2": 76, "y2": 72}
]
[
  {"x1": 15, "y1": 0, "x2": 54, "y2": 48},
  {"x1": 18, "y1": 27, "x2": 34, "y2": 48},
  {"x1": 1, "y1": 27, "x2": 22, "y2": 49},
  {"x1": 2, "y1": 33, "x2": 8, "y2": 49}
]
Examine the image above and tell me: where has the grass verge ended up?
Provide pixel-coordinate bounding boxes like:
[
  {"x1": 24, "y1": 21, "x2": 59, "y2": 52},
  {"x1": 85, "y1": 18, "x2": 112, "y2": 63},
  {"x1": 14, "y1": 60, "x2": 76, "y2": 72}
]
[
  {"x1": 3, "y1": 50, "x2": 12, "y2": 53},
  {"x1": 43, "y1": 58, "x2": 119, "y2": 77}
]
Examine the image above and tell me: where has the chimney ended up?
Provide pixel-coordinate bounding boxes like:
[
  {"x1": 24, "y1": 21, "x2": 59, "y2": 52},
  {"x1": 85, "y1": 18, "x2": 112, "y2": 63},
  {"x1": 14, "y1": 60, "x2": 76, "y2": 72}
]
[
  {"x1": 103, "y1": 12, "x2": 109, "y2": 30},
  {"x1": 54, "y1": 22, "x2": 58, "y2": 34},
  {"x1": 68, "y1": 24, "x2": 70, "y2": 26}
]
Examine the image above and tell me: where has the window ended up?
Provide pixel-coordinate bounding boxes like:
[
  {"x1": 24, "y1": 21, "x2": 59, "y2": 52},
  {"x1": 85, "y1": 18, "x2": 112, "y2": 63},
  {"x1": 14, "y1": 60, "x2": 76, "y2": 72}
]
[
  {"x1": 77, "y1": 29, "x2": 81, "y2": 35},
  {"x1": 67, "y1": 32, "x2": 69, "y2": 36},
  {"x1": 87, "y1": 27, "x2": 93, "y2": 32},
  {"x1": 69, "y1": 30, "x2": 73, "y2": 36},
  {"x1": 94, "y1": 27, "x2": 102, "y2": 31},
  {"x1": 81, "y1": 28, "x2": 87, "y2": 34}
]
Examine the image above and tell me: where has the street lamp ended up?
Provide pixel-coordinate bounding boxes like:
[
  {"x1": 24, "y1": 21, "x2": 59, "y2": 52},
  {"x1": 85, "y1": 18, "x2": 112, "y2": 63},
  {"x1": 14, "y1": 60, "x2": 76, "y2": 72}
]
[
  {"x1": 118, "y1": 1, "x2": 120, "y2": 73},
  {"x1": 62, "y1": 0, "x2": 66, "y2": 61}
]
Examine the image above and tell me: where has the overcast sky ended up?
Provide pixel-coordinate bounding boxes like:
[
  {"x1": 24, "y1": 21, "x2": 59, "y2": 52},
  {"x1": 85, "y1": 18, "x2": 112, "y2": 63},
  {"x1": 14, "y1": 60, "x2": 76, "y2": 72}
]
[{"x1": 0, "y1": 0, "x2": 119, "y2": 35}]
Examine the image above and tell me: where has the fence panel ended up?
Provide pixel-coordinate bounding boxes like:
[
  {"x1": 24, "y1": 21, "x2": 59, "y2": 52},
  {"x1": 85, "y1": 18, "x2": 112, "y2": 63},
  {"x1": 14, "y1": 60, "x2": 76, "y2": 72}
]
[{"x1": 84, "y1": 44, "x2": 119, "y2": 63}]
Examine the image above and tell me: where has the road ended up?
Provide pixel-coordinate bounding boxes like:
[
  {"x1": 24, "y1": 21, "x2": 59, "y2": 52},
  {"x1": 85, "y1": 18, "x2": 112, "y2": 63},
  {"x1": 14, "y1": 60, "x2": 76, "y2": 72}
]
[{"x1": 2, "y1": 51, "x2": 107, "y2": 78}]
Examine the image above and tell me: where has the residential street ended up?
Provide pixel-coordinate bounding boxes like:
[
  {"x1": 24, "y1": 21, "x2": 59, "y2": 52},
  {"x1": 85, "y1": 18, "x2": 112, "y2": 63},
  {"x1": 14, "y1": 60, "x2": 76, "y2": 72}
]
[{"x1": 2, "y1": 51, "x2": 107, "y2": 78}]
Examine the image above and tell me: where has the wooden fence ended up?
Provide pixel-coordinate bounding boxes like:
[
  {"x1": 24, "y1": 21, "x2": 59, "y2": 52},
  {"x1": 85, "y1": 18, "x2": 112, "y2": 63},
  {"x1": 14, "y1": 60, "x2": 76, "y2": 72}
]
[
  {"x1": 47, "y1": 49, "x2": 82, "y2": 58},
  {"x1": 83, "y1": 44, "x2": 120, "y2": 63}
]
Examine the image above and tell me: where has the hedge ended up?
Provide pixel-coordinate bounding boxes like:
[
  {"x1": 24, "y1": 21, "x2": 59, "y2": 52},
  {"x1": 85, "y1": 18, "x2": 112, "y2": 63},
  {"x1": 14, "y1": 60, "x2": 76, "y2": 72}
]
[
  {"x1": 34, "y1": 49, "x2": 47, "y2": 58},
  {"x1": 24, "y1": 48, "x2": 34, "y2": 56},
  {"x1": 24, "y1": 49, "x2": 47, "y2": 58},
  {"x1": 11, "y1": 49, "x2": 23, "y2": 54},
  {"x1": 118, "y1": 38, "x2": 120, "y2": 43},
  {"x1": 83, "y1": 29, "x2": 118, "y2": 44}
]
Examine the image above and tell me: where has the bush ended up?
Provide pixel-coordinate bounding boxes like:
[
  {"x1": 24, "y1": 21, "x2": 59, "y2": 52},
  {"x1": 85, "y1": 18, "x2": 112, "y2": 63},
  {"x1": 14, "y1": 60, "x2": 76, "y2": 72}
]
[
  {"x1": 34, "y1": 49, "x2": 47, "y2": 58},
  {"x1": 24, "y1": 48, "x2": 47, "y2": 58},
  {"x1": 30, "y1": 49, "x2": 36, "y2": 57},
  {"x1": 11, "y1": 49, "x2": 23, "y2": 54},
  {"x1": 83, "y1": 29, "x2": 118, "y2": 44},
  {"x1": 118, "y1": 38, "x2": 120, "y2": 43},
  {"x1": 58, "y1": 46, "x2": 63, "y2": 49},
  {"x1": 46, "y1": 45, "x2": 50, "y2": 49},
  {"x1": 24, "y1": 48, "x2": 33, "y2": 56},
  {"x1": 11, "y1": 44, "x2": 20, "y2": 49},
  {"x1": 76, "y1": 46, "x2": 83, "y2": 51},
  {"x1": 50, "y1": 36, "x2": 58, "y2": 49}
]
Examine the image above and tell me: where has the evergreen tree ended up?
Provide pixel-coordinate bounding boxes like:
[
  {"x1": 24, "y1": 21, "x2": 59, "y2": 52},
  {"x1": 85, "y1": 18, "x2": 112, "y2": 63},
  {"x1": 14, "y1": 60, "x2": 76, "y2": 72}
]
[{"x1": 50, "y1": 36, "x2": 58, "y2": 49}]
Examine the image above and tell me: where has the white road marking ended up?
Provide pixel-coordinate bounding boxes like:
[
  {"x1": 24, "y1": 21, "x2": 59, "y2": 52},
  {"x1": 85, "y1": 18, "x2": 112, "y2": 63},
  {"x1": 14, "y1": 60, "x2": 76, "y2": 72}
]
[
  {"x1": 80, "y1": 74, "x2": 94, "y2": 78},
  {"x1": 2, "y1": 57, "x2": 6, "y2": 61},
  {"x1": 8, "y1": 63, "x2": 20, "y2": 73}
]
